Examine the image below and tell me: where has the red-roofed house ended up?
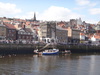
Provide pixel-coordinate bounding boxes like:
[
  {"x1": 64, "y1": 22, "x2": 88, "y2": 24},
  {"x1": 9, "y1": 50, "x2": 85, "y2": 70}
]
[{"x1": 3, "y1": 23, "x2": 17, "y2": 40}]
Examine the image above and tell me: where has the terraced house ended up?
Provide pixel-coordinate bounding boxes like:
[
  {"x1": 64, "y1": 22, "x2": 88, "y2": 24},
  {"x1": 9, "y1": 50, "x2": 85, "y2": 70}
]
[
  {"x1": 4, "y1": 23, "x2": 17, "y2": 41},
  {"x1": 17, "y1": 26, "x2": 33, "y2": 44}
]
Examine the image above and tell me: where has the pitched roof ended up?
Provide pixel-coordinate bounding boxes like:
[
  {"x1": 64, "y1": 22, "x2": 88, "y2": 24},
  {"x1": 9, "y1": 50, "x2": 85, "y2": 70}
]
[
  {"x1": 14, "y1": 19, "x2": 26, "y2": 22},
  {"x1": 3, "y1": 23, "x2": 16, "y2": 29},
  {"x1": 24, "y1": 28, "x2": 33, "y2": 33}
]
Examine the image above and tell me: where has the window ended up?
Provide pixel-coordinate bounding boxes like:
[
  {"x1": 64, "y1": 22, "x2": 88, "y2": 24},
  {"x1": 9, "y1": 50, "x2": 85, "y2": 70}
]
[
  {"x1": 30, "y1": 36, "x2": 31, "y2": 39},
  {"x1": 9, "y1": 30, "x2": 11, "y2": 33},
  {"x1": 28, "y1": 33, "x2": 30, "y2": 35},
  {"x1": 19, "y1": 36, "x2": 21, "y2": 39},
  {"x1": 12, "y1": 30, "x2": 15, "y2": 32},
  {"x1": 2, "y1": 28, "x2": 4, "y2": 31},
  {"x1": 18, "y1": 32, "x2": 20, "y2": 34}
]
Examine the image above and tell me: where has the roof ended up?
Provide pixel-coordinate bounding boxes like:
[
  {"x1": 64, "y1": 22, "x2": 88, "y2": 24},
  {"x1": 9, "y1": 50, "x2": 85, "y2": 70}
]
[
  {"x1": 24, "y1": 28, "x2": 33, "y2": 33},
  {"x1": 94, "y1": 35, "x2": 100, "y2": 39},
  {"x1": 89, "y1": 33, "x2": 100, "y2": 39},
  {"x1": 14, "y1": 19, "x2": 26, "y2": 22},
  {"x1": 3, "y1": 23, "x2": 16, "y2": 29},
  {"x1": 56, "y1": 26, "x2": 66, "y2": 31}
]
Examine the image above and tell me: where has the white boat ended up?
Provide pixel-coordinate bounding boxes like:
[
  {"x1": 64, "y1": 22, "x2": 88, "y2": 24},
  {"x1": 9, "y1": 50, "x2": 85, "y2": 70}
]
[
  {"x1": 65, "y1": 50, "x2": 71, "y2": 53},
  {"x1": 34, "y1": 48, "x2": 59, "y2": 55},
  {"x1": 42, "y1": 48, "x2": 59, "y2": 55},
  {"x1": 34, "y1": 49, "x2": 39, "y2": 54},
  {"x1": 61, "y1": 50, "x2": 71, "y2": 54}
]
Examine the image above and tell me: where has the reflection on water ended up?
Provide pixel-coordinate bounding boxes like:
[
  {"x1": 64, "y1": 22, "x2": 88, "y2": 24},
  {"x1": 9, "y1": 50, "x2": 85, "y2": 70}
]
[{"x1": 0, "y1": 53, "x2": 100, "y2": 75}]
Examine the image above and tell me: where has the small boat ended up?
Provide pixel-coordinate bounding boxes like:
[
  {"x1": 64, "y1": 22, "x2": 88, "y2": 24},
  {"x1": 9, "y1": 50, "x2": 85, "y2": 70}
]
[
  {"x1": 42, "y1": 48, "x2": 59, "y2": 55},
  {"x1": 64, "y1": 50, "x2": 71, "y2": 54},
  {"x1": 34, "y1": 48, "x2": 59, "y2": 55},
  {"x1": 60, "y1": 50, "x2": 71, "y2": 54},
  {"x1": 34, "y1": 49, "x2": 39, "y2": 54}
]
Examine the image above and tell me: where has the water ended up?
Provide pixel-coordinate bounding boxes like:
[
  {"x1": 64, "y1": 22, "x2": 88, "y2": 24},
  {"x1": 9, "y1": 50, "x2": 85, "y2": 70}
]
[{"x1": 0, "y1": 53, "x2": 100, "y2": 75}]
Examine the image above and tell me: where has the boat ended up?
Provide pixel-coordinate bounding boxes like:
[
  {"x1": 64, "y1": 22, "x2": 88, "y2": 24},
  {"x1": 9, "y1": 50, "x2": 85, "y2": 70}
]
[
  {"x1": 34, "y1": 49, "x2": 39, "y2": 54},
  {"x1": 34, "y1": 48, "x2": 59, "y2": 55},
  {"x1": 34, "y1": 42, "x2": 59, "y2": 55},
  {"x1": 65, "y1": 50, "x2": 71, "y2": 54},
  {"x1": 42, "y1": 48, "x2": 59, "y2": 55},
  {"x1": 61, "y1": 50, "x2": 71, "y2": 54}
]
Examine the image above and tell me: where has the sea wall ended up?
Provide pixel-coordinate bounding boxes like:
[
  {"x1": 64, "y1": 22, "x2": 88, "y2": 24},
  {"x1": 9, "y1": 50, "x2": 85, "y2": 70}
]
[
  {"x1": 0, "y1": 44, "x2": 100, "y2": 54},
  {"x1": 0, "y1": 44, "x2": 35, "y2": 54},
  {"x1": 57, "y1": 44, "x2": 100, "y2": 53}
]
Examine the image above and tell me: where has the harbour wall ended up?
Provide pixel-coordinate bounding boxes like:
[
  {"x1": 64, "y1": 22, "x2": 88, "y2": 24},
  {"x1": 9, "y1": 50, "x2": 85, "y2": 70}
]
[
  {"x1": 0, "y1": 44, "x2": 35, "y2": 54},
  {"x1": 0, "y1": 44, "x2": 100, "y2": 54},
  {"x1": 57, "y1": 44, "x2": 100, "y2": 53}
]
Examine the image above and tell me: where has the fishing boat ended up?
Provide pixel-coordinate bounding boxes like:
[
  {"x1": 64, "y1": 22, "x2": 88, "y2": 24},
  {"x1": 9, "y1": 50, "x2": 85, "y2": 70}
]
[
  {"x1": 34, "y1": 48, "x2": 59, "y2": 55},
  {"x1": 42, "y1": 48, "x2": 59, "y2": 55}
]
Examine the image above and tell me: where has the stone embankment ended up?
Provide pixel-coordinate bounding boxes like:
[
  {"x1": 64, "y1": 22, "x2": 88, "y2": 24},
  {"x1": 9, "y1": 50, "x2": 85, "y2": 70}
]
[
  {"x1": 0, "y1": 44, "x2": 34, "y2": 54},
  {"x1": 0, "y1": 44, "x2": 100, "y2": 54}
]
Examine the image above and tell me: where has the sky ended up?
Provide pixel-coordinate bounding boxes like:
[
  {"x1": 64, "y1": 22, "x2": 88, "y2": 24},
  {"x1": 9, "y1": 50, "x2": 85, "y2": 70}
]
[{"x1": 0, "y1": 0, "x2": 100, "y2": 24}]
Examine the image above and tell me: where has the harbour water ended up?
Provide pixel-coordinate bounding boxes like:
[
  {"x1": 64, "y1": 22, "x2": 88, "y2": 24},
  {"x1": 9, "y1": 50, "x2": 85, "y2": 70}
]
[{"x1": 0, "y1": 53, "x2": 100, "y2": 75}]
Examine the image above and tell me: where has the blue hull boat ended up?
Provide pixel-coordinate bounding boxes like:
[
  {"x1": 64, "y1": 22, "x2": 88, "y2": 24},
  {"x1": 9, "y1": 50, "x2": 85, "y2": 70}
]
[{"x1": 42, "y1": 49, "x2": 59, "y2": 55}]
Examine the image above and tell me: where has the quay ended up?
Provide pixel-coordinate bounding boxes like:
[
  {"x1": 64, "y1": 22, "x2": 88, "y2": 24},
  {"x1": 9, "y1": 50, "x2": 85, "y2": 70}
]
[
  {"x1": 0, "y1": 44, "x2": 100, "y2": 54},
  {"x1": 57, "y1": 44, "x2": 100, "y2": 53}
]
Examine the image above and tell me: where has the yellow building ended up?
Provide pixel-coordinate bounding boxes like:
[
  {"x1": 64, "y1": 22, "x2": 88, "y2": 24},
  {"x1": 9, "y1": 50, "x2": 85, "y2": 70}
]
[{"x1": 67, "y1": 27, "x2": 80, "y2": 43}]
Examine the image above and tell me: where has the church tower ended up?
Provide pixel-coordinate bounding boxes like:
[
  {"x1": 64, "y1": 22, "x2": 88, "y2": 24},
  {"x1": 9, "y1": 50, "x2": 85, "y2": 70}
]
[{"x1": 33, "y1": 12, "x2": 36, "y2": 21}]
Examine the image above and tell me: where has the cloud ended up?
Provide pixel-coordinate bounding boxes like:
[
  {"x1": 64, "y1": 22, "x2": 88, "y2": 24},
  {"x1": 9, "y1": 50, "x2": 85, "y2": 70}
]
[
  {"x1": 15, "y1": 6, "x2": 98, "y2": 24},
  {"x1": 82, "y1": 17, "x2": 98, "y2": 24},
  {"x1": 89, "y1": 8, "x2": 100, "y2": 15},
  {"x1": 15, "y1": 11, "x2": 39, "y2": 19},
  {"x1": 15, "y1": 6, "x2": 83, "y2": 21},
  {"x1": 0, "y1": 2, "x2": 21, "y2": 16},
  {"x1": 38, "y1": 6, "x2": 83, "y2": 21},
  {"x1": 75, "y1": 0, "x2": 97, "y2": 7},
  {"x1": 75, "y1": 0, "x2": 90, "y2": 6},
  {"x1": 89, "y1": 3, "x2": 97, "y2": 7}
]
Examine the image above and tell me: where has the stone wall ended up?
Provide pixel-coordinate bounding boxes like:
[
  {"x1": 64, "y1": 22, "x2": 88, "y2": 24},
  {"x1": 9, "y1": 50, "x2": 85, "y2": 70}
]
[
  {"x1": 0, "y1": 44, "x2": 100, "y2": 54},
  {"x1": 0, "y1": 44, "x2": 35, "y2": 54}
]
